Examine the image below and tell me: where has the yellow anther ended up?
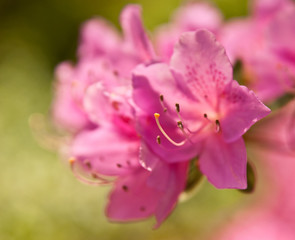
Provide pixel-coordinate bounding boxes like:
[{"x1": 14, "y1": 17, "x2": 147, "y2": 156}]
[
  {"x1": 154, "y1": 112, "x2": 187, "y2": 147},
  {"x1": 69, "y1": 157, "x2": 75, "y2": 165}
]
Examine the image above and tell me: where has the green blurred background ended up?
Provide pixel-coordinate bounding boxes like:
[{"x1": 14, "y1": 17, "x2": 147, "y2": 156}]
[{"x1": 0, "y1": 0, "x2": 249, "y2": 239}]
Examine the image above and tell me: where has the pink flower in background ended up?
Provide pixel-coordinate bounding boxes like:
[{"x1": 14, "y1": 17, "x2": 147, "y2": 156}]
[
  {"x1": 78, "y1": 5, "x2": 156, "y2": 77},
  {"x1": 52, "y1": 5, "x2": 156, "y2": 132},
  {"x1": 133, "y1": 30, "x2": 270, "y2": 189},
  {"x1": 266, "y1": 4, "x2": 295, "y2": 91},
  {"x1": 219, "y1": 0, "x2": 295, "y2": 102},
  {"x1": 155, "y1": 2, "x2": 222, "y2": 62},
  {"x1": 213, "y1": 100, "x2": 295, "y2": 240},
  {"x1": 252, "y1": 0, "x2": 292, "y2": 17}
]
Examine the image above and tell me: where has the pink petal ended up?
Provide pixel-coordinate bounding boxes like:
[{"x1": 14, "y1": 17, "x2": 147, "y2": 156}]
[
  {"x1": 154, "y1": 161, "x2": 188, "y2": 228},
  {"x1": 106, "y1": 167, "x2": 161, "y2": 221},
  {"x1": 219, "y1": 19, "x2": 256, "y2": 63},
  {"x1": 155, "y1": 2, "x2": 222, "y2": 61},
  {"x1": 83, "y1": 83, "x2": 113, "y2": 126},
  {"x1": 106, "y1": 158, "x2": 188, "y2": 227},
  {"x1": 52, "y1": 62, "x2": 90, "y2": 132},
  {"x1": 170, "y1": 30, "x2": 233, "y2": 105},
  {"x1": 132, "y1": 68, "x2": 200, "y2": 163},
  {"x1": 246, "y1": 53, "x2": 293, "y2": 102},
  {"x1": 139, "y1": 142, "x2": 160, "y2": 172},
  {"x1": 71, "y1": 127, "x2": 139, "y2": 176},
  {"x1": 84, "y1": 82, "x2": 136, "y2": 136},
  {"x1": 251, "y1": 100, "x2": 295, "y2": 152},
  {"x1": 252, "y1": 0, "x2": 291, "y2": 18},
  {"x1": 173, "y1": 2, "x2": 222, "y2": 32},
  {"x1": 220, "y1": 80, "x2": 271, "y2": 142},
  {"x1": 78, "y1": 18, "x2": 120, "y2": 59},
  {"x1": 120, "y1": 5, "x2": 156, "y2": 62},
  {"x1": 199, "y1": 134, "x2": 247, "y2": 189},
  {"x1": 133, "y1": 63, "x2": 194, "y2": 115},
  {"x1": 267, "y1": 6, "x2": 295, "y2": 61}
]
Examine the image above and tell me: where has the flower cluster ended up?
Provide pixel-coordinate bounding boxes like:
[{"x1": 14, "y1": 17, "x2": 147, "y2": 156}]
[{"x1": 50, "y1": 0, "x2": 295, "y2": 229}]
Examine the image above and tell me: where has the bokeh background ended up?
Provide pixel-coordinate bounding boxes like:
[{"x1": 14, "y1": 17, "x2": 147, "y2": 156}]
[{"x1": 0, "y1": 0, "x2": 250, "y2": 239}]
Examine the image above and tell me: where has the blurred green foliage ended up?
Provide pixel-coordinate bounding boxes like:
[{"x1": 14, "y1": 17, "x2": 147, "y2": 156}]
[{"x1": 0, "y1": 0, "x2": 249, "y2": 239}]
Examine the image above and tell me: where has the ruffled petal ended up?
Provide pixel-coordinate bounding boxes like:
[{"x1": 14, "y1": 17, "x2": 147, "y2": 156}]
[
  {"x1": 83, "y1": 82, "x2": 113, "y2": 126},
  {"x1": 52, "y1": 62, "x2": 90, "y2": 132},
  {"x1": 199, "y1": 134, "x2": 247, "y2": 189},
  {"x1": 170, "y1": 30, "x2": 233, "y2": 106},
  {"x1": 120, "y1": 5, "x2": 156, "y2": 62},
  {"x1": 78, "y1": 18, "x2": 121, "y2": 59},
  {"x1": 220, "y1": 80, "x2": 270, "y2": 142},
  {"x1": 132, "y1": 63, "x2": 195, "y2": 115},
  {"x1": 106, "y1": 167, "x2": 161, "y2": 221},
  {"x1": 71, "y1": 127, "x2": 139, "y2": 176},
  {"x1": 106, "y1": 157, "x2": 188, "y2": 227},
  {"x1": 154, "y1": 161, "x2": 188, "y2": 228}
]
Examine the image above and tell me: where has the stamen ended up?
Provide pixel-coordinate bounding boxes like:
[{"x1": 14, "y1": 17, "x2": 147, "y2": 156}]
[
  {"x1": 177, "y1": 121, "x2": 183, "y2": 129},
  {"x1": 175, "y1": 103, "x2": 186, "y2": 126},
  {"x1": 154, "y1": 113, "x2": 187, "y2": 147},
  {"x1": 203, "y1": 113, "x2": 211, "y2": 123},
  {"x1": 159, "y1": 94, "x2": 167, "y2": 112},
  {"x1": 215, "y1": 120, "x2": 221, "y2": 132},
  {"x1": 177, "y1": 120, "x2": 195, "y2": 144},
  {"x1": 175, "y1": 103, "x2": 180, "y2": 113},
  {"x1": 69, "y1": 157, "x2": 110, "y2": 185},
  {"x1": 156, "y1": 135, "x2": 161, "y2": 144}
]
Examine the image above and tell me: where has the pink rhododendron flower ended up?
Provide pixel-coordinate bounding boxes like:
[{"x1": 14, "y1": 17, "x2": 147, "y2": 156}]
[
  {"x1": 52, "y1": 4, "x2": 191, "y2": 227},
  {"x1": 155, "y1": 2, "x2": 222, "y2": 62},
  {"x1": 213, "y1": 100, "x2": 295, "y2": 240},
  {"x1": 49, "y1": 2, "x2": 279, "y2": 230},
  {"x1": 219, "y1": 0, "x2": 295, "y2": 102},
  {"x1": 133, "y1": 30, "x2": 270, "y2": 189}
]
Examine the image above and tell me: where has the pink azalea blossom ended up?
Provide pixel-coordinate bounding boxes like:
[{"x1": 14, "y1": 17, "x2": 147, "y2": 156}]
[
  {"x1": 155, "y1": 2, "x2": 222, "y2": 62},
  {"x1": 219, "y1": 0, "x2": 294, "y2": 102},
  {"x1": 52, "y1": 5, "x2": 190, "y2": 227},
  {"x1": 133, "y1": 30, "x2": 270, "y2": 189},
  {"x1": 50, "y1": 2, "x2": 277, "y2": 229},
  {"x1": 213, "y1": 100, "x2": 295, "y2": 240}
]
